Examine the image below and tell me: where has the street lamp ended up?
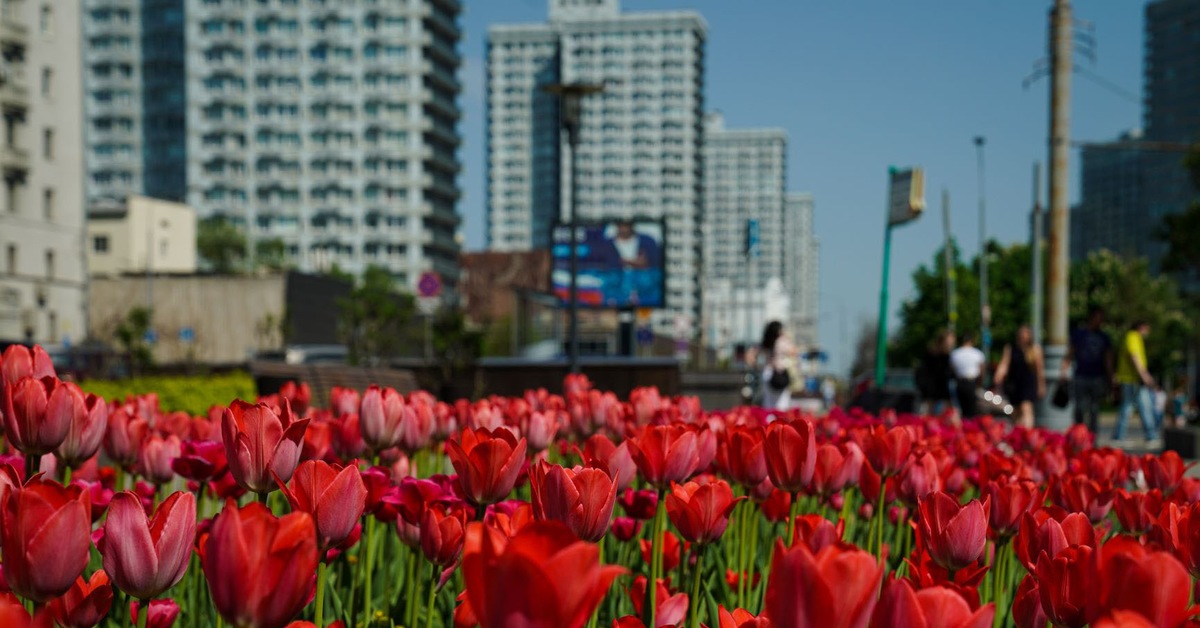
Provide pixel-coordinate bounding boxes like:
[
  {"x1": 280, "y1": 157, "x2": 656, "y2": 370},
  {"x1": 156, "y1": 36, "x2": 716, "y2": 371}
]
[
  {"x1": 975, "y1": 136, "x2": 991, "y2": 382},
  {"x1": 542, "y1": 82, "x2": 604, "y2": 375}
]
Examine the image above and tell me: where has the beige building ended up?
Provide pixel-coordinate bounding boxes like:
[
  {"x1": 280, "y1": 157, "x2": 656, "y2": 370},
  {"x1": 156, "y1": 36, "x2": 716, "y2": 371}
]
[
  {"x1": 87, "y1": 195, "x2": 197, "y2": 276},
  {"x1": 0, "y1": 0, "x2": 86, "y2": 344}
]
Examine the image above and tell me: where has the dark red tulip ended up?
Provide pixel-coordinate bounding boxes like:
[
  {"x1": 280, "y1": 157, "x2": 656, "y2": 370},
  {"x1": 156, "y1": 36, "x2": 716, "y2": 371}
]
[
  {"x1": 54, "y1": 384, "x2": 107, "y2": 469},
  {"x1": 46, "y1": 570, "x2": 113, "y2": 628},
  {"x1": 639, "y1": 530, "x2": 683, "y2": 574},
  {"x1": 2, "y1": 376, "x2": 73, "y2": 457},
  {"x1": 811, "y1": 443, "x2": 854, "y2": 498},
  {"x1": 916, "y1": 492, "x2": 989, "y2": 571},
  {"x1": 530, "y1": 462, "x2": 618, "y2": 542},
  {"x1": 171, "y1": 440, "x2": 228, "y2": 483},
  {"x1": 764, "y1": 540, "x2": 883, "y2": 628},
  {"x1": 277, "y1": 460, "x2": 366, "y2": 550},
  {"x1": 790, "y1": 514, "x2": 844, "y2": 554},
  {"x1": 627, "y1": 424, "x2": 700, "y2": 489},
  {"x1": 871, "y1": 579, "x2": 994, "y2": 628},
  {"x1": 461, "y1": 520, "x2": 625, "y2": 628},
  {"x1": 330, "y1": 413, "x2": 366, "y2": 460},
  {"x1": 1035, "y1": 545, "x2": 1097, "y2": 628},
  {"x1": 760, "y1": 489, "x2": 793, "y2": 524},
  {"x1": 623, "y1": 576, "x2": 688, "y2": 628},
  {"x1": 1011, "y1": 574, "x2": 1047, "y2": 628},
  {"x1": 612, "y1": 517, "x2": 641, "y2": 542},
  {"x1": 1142, "y1": 451, "x2": 1188, "y2": 495},
  {"x1": 203, "y1": 502, "x2": 318, "y2": 628},
  {"x1": 1013, "y1": 510, "x2": 1097, "y2": 573},
  {"x1": 421, "y1": 503, "x2": 468, "y2": 567},
  {"x1": 1092, "y1": 611, "x2": 1154, "y2": 628},
  {"x1": 446, "y1": 427, "x2": 527, "y2": 507},
  {"x1": 101, "y1": 491, "x2": 196, "y2": 600},
  {"x1": 665, "y1": 478, "x2": 743, "y2": 545},
  {"x1": 982, "y1": 478, "x2": 1043, "y2": 540},
  {"x1": 618, "y1": 488, "x2": 659, "y2": 521},
  {"x1": 717, "y1": 426, "x2": 768, "y2": 489},
  {"x1": 1050, "y1": 474, "x2": 1114, "y2": 523},
  {"x1": 862, "y1": 425, "x2": 914, "y2": 477},
  {"x1": 1095, "y1": 536, "x2": 1191, "y2": 628},
  {"x1": 130, "y1": 599, "x2": 181, "y2": 628},
  {"x1": 764, "y1": 420, "x2": 817, "y2": 494},
  {"x1": 221, "y1": 400, "x2": 309, "y2": 495},
  {"x1": 1113, "y1": 489, "x2": 1163, "y2": 535},
  {"x1": 0, "y1": 476, "x2": 92, "y2": 602},
  {"x1": 897, "y1": 452, "x2": 942, "y2": 507}
]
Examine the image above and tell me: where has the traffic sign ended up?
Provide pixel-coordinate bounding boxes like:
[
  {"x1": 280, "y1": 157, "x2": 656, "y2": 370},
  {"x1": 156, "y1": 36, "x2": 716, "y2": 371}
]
[
  {"x1": 143, "y1": 330, "x2": 157, "y2": 345},
  {"x1": 888, "y1": 167, "x2": 926, "y2": 226},
  {"x1": 179, "y1": 327, "x2": 195, "y2": 343},
  {"x1": 417, "y1": 271, "x2": 443, "y2": 298}
]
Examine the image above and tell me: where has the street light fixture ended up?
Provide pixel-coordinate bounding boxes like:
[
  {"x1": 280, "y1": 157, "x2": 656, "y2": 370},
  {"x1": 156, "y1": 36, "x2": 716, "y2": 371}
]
[
  {"x1": 975, "y1": 136, "x2": 991, "y2": 382},
  {"x1": 542, "y1": 82, "x2": 604, "y2": 375}
]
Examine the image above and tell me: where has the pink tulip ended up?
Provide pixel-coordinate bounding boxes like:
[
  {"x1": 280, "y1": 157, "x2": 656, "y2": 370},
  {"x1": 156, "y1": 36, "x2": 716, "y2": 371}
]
[
  {"x1": 524, "y1": 411, "x2": 560, "y2": 453},
  {"x1": 1, "y1": 345, "x2": 54, "y2": 386},
  {"x1": 138, "y1": 434, "x2": 181, "y2": 485},
  {"x1": 101, "y1": 491, "x2": 195, "y2": 600}
]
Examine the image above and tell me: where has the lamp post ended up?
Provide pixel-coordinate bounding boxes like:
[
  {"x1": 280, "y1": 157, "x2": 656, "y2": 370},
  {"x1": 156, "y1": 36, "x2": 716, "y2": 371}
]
[
  {"x1": 542, "y1": 82, "x2": 604, "y2": 374},
  {"x1": 974, "y1": 136, "x2": 991, "y2": 381}
]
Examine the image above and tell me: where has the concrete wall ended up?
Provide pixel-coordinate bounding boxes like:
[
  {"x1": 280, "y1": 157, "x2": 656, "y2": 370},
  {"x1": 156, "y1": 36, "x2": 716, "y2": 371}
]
[{"x1": 90, "y1": 274, "x2": 286, "y2": 364}]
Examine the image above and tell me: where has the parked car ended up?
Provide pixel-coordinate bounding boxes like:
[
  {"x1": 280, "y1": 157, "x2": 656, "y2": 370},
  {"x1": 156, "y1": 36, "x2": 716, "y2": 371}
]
[{"x1": 255, "y1": 345, "x2": 348, "y2": 365}]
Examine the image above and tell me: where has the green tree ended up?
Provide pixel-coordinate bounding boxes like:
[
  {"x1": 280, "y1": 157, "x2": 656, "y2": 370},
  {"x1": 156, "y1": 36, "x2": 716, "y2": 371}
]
[
  {"x1": 254, "y1": 238, "x2": 289, "y2": 272},
  {"x1": 430, "y1": 306, "x2": 483, "y2": 396},
  {"x1": 337, "y1": 266, "x2": 415, "y2": 366},
  {"x1": 114, "y1": 307, "x2": 155, "y2": 374},
  {"x1": 197, "y1": 216, "x2": 246, "y2": 274}
]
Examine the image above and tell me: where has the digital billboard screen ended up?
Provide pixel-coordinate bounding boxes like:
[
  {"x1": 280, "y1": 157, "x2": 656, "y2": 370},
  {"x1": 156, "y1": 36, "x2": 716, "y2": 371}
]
[{"x1": 550, "y1": 218, "x2": 666, "y2": 309}]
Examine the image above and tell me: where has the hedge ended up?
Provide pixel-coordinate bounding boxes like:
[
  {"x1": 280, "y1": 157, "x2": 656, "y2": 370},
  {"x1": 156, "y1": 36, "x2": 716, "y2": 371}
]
[{"x1": 78, "y1": 372, "x2": 257, "y2": 416}]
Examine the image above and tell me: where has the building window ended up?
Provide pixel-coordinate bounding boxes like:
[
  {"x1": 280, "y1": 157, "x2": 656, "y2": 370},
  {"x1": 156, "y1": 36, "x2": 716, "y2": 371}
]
[
  {"x1": 47, "y1": 311, "x2": 57, "y2": 343},
  {"x1": 38, "y1": 4, "x2": 51, "y2": 34},
  {"x1": 5, "y1": 244, "x2": 14, "y2": 275},
  {"x1": 92, "y1": 235, "x2": 109, "y2": 253},
  {"x1": 42, "y1": 128, "x2": 53, "y2": 159},
  {"x1": 44, "y1": 250, "x2": 53, "y2": 279},
  {"x1": 42, "y1": 188, "x2": 53, "y2": 220},
  {"x1": 40, "y1": 68, "x2": 51, "y2": 97}
]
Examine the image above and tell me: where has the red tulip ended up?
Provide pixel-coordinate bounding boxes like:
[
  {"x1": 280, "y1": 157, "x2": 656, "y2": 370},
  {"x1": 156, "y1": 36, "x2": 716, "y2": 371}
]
[
  {"x1": 982, "y1": 478, "x2": 1043, "y2": 540},
  {"x1": 626, "y1": 424, "x2": 700, "y2": 489},
  {"x1": 639, "y1": 530, "x2": 684, "y2": 574},
  {"x1": 619, "y1": 488, "x2": 660, "y2": 520},
  {"x1": 1095, "y1": 536, "x2": 1191, "y2": 628},
  {"x1": 897, "y1": 452, "x2": 942, "y2": 507},
  {"x1": 1142, "y1": 451, "x2": 1188, "y2": 495},
  {"x1": 203, "y1": 502, "x2": 318, "y2": 628},
  {"x1": 811, "y1": 443, "x2": 856, "y2": 498},
  {"x1": 0, "y1": 476, "x2": 92, "y2": 602},
  {"x1": 524, "y1": 411, "x2": 559, "y2": 453},
  {"x1": 130, "y1": 598, "x2": 181, "y2": 628},
  {"x1": 446, "y1": 427, "x2": 527, "y2": 507},
  {"x1": 461, "y1": 520, "x2": 625, "y2": 628},
  {"x1": 1092, "y1": 611, "x2": 1154, "y2": 628},
  {"x1": 330, "y1": 413, "x2": 366, "y2": 460},
  {"x1": 0, "y1": 591, "x2": 50, "y2": 627},
  {"x1": 530, "y1": 463, "x2": 618, "y2": 542},
  {"x1": 916, "y1": 492, "x2": 989, "y2": 571},
  {"x1": 170, "y1": 440, "x2": 228, "y2": 482},
  {"x1": 1011, "y1": 575, "x2": 1047, "y2": 628},
  {"x1": 137, "y1": 434, "x2": 181, "y2": 485},
  {"x1": 716, "y1": 427, "x2": 767, "y2": 490},
  {"x1": 221, "y1": 400, "x2": 309, "y2": 495},
  {"x1": 612, "y1": 517, "x2": 641, "y2": 542},
  {"x1": 53, "y1": 384, "x2": 107, "y2": 468},
  {"x1": 421, "y1": 503, "x2": 468, "y2": 567},
  {"x1": 1152, "y1": 502, "x2": 1200, "y2": 576},
  {"x1": 871, "y1": 579, "x2": 994, "y2": 628},
  {"x1": 1113, "y1": 489, "x2": 1163, "y2": 535},
  {"x1": 791, "y1": 514, "x2": 844, "y2": 554},
  {"x1": 763, "y1": 540, "x2": 883, "y2": 628},
  {"x1": 101, "y1": 491, "x2": 196, "y2": 600},
  {"x1": 277, "y1": 460, "x2": 366, "y2": 550},
  {"x1": 1013, "y1": 510, "x2": 1097, "y2": 573},
  {"x1": 46, "y1": 570, "x2": 113, "y2": 628},
  {"x1": 1050, "y1": 474, "x2": 1114, "y2": 523},
  {"x1": 623, "y1": 576, "x2": 689, "y2": 627},
  {"x1": 2, "y1": 376, "x2": 73, "y2": 456},
  {"x1": 1035, "y1": 545, "x2": 1097, "y2": 628},
  {"x1": 360, "y1": 385, "x2": 432, "y2": 453},
  {"x1": 665, "y1": 478, "x2": 742, "y2": 545},
  {"x1": 862, "y1": 425, "x2": 913, "y2": 477},
  {"x1": 717, "y1": 607, "x2": 767, "y2": 628},
  {"x1": 580, "y1": 434, "x2": 637, "y2": 490},
  {"x1": 1, "y1": 344, "x2": 54, "y2": 385},
  {"x1": 764, "y1": 420, "x2": 817, "y2": 494},
  {"x1": 103, "y1": 405, "x2": 146, "y2": 470}
]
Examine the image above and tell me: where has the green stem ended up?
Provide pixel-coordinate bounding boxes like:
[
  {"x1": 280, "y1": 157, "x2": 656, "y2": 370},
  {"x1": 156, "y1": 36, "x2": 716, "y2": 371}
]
[
  {"x1": 646, "y1": 494, "x2": 666, "y2": 627},
  {"x1": 410, "y1": 558, "x2": 424, "y2": 628},
  {"x1": 747, "y1": 518, "x2": 761, "y2": 613},
  {"x1": 874, "y1": 482, "x2": 887, "y2": 558},
  {"x1": 736, "y1": 501, "x2": 748, "y2": 608},
  {"x1": 404, "y1": 546, "x2": 417, "y2": 627},
  {"x1": 786, "y1": 493, "x2": 800, "y2": 546},
  {"x1": 315, "y1": 560, "x2": 328, "y2": 628},
  {"x1": 257, "y1": 491, "x2": 269, "y2": 506},
  {"x1": 136, "y1": 599, "x2": 148, "y2": 628},
  {"x1": 688, "y1": 546, "x2": 706, "y2": 628},
  {"x1": 364, "y1": 516, "x2": 377, "y2": 624},
  {"x1": 61, "y1": 464, "x2": 72, "y2": 486},
  {"x1": 424, "y1": 564, "x2": 439, "y2": 628}
]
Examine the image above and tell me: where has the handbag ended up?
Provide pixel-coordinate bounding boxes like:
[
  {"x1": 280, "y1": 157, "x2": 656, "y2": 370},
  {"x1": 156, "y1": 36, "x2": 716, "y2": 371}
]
[
  {"x1": 1052, "y1": 379, "x2": 1071, "y2": 408},
  {"x1": 768, "y1": 368, "x2": 791, "y2": 392}
]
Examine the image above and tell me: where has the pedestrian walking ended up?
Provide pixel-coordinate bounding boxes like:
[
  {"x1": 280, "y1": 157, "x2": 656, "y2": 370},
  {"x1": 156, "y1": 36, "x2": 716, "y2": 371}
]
[
  {"x1": 994, "y1": 325, "x2": 1044, "y2": 429},
  {"x1": 1114, "y1": 320, "x2": 1158, "y2": 445},
  {"x1": 950, "y1": 333, "x2": 987, "y2": 419},
  {"x1": 917, "y1": 330, "x2": 955, "y2": 416},
  {"x1": 1060, "y1": 306, "x2": 1113, "y2": 434},
  {"x1": 759, "y1": 321, "x2": 796, "y2": 412}
]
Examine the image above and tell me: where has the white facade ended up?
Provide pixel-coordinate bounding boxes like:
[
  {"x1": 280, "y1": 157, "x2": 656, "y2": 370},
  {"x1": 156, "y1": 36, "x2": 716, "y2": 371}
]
[
  {"x1": 486, "y1": 0, "x2": 707, "y2": 334},
  {"x1": 701, "y1": 112, "x2": 788, "y2": 351},
  {"x1": 0, "y1": 0, "x2": 87, "y2": 344},
  {"x1": 185, "y1": 0, "x2": 463, "y2": 289},
  {"x1": 786, "y1": 192, "x2": 819, "y2": 347},
  {"x1": 88, "y1": 195, "x2": 198, "y2": 276}
]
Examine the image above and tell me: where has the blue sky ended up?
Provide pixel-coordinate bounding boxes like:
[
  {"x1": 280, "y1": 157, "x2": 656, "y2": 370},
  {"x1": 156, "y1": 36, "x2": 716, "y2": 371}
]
[{"x1": 456, "y1": 1, "x2": 1146, "y2": 374}]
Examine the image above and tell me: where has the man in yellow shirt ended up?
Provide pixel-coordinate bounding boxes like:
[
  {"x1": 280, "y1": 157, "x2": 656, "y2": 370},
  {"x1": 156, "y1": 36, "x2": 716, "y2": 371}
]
[{"x1": 1114, "y1": 321, "x2": 1157, "y2": 444}]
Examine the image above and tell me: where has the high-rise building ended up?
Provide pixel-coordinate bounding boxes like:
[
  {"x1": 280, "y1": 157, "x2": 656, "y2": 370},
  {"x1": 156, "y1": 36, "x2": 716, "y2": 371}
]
[
  {"x1": 0, "y1": 0, "x2": 87, "y2": 344},
  {"x1": 486, "y1": 0, "x2": 706, "y2": 333},
  {"x1": 1071, "y1": 132, "x2": 1147, "y2": 263},
  {"x1": 186, "y1": 0, "x2": 463, "y2": 287},
  {"x1": 701, "y1": 113, "x2": 787, "y2": 351},
  {"x1": 786, "y1": 192, "x2": 819, "y2": 347}
]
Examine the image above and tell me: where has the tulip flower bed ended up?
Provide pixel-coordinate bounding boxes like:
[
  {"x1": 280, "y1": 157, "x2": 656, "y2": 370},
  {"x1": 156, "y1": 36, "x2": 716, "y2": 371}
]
[{"x1": 2, "y1": 344, "x2": 1199, "y2": 628}]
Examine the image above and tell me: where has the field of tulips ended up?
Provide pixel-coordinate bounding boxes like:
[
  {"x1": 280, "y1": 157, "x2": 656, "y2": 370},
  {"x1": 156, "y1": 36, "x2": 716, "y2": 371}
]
[{"x1": 2, "y1": 343, "x2": 1200, "y2": 628}]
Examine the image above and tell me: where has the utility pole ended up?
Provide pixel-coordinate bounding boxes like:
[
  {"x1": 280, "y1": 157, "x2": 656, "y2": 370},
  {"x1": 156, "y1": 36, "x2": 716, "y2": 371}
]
[
  {"x1": 1043, "y1": 0, "x2": 1073, "y2": 429},
  {"x1": 1031, "y1": 162, "x2": 1044, "y2": 346},
  {"x1": 974, "y1": 137, "x2": 990, "y2": 369},
  {"x1": 942, "y1": 189, "x2": 956, "y2": 333}
]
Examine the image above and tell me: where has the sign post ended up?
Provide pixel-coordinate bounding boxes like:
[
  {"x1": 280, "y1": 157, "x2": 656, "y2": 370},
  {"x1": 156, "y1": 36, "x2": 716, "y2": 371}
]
[
  {"x1": 875, "y1": 167, "x2": 925, "y2": 388},
  {"x1": 417, "y1": 272, "x2": 442, "y2": 361}
]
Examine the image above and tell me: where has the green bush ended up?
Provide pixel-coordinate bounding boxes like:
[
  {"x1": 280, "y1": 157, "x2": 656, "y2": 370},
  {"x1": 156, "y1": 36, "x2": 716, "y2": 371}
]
[{"x1": 79, "y1": 372, "x2": 257, "y2": 416}]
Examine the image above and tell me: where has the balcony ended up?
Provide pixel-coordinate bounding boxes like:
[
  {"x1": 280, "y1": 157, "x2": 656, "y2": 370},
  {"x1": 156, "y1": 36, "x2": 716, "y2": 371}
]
[
  {"x1": 0, "y1": 144, "x2": 30, "y2": 174},
  {"x1": 0, "y1": 18, "x2": 27, "y2": 48},
  {"x1": 0, "y1": 70, "x2": 28, "y2": 111}
]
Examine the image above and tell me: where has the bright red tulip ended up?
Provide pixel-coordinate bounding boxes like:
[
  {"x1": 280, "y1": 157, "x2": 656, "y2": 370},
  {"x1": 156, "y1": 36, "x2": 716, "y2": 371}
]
[
  {"x1": 871, "y1": 579, "x2": 994, "y2": 628},
  {"x1": 718, "y1": 427, "x2": 768, "y2": 489},
  {"x1": 862, "y1": 425, "x2": 913, "y2": 477},
  {"x1": 811, "y1": 443, "x2": 855, "y2": 498},
  {"x1": 764, "y1": 419, "x2": 817, "y2": 494},
  {"x1": 46, "y1": 570, "x2": 113, "y2": 628},
  {"x1": 665, "y1": 478, "x2": 742, "y2": 545},
  {"x1": 717, "y1": 607, "x2": 767, "y2": 628},
  {"x1": 791, "y1": 514, "x2": 845, "y2": 554},
  {"x1": 0, "y1": 592, "x2": 51, "y2": 627},
  {"x1": 982, "y1": 478, "x2": 1043, "y2": 540},
  {"x1": 461, "y1": 520, "x2": 625, "y2": 628},
  {"x1": 446, "y1": 427, "x2": 527, "y2": 507},
  {"x1": 1152, "y1": 502, "x2": 1200, "y2": 576},
  {"x1": 2, "y1": 376, "x2": 73, "y2": 457},
  {"x1": 1095, "y1": 536, "x2": 1191, "y2": 628},
  {"x1": 130, "y1": 598, "x2": 182, "y2": 628},
  {"x1": 1013, "y1": 510, "x2": 1097, "y2": 573},
  {"x1": 421, "y1": 503, "x2": 468, "y2": 567},
  {"x1": 203, "y1": 502, "x2": 318, "y2": 628},
  {"x1": 171, "y1": 440, "x2": 228, "y2": 482},
  {"x1": 137, "y1": 434, "x2": 181, "y2": 485},
  {"x1": 0, "y1": 476, "x2": 92, "y2": 602},
  {"x1": 580, "y1": 434, "x2": 637, "y2": 490},
  {"x1": 1142, "y1": 451, "x2": 1188, "y2": 495},
  {"x1": 221, "y1": 400, "x2": 309, "y2": 495},
  {"x1": 623, "y1": 575, "x2": 688, "y2": 627},
  {"x1": 101, "y1": 491, "x2": 196, "y2": 600},
  {"x1": 916, "y1": 492, "x2": 990, "y2": 571},
  {"x1": 1113, "y1": 489, "x2": 1163, "y2": 535},
  {"x1": 1093, "y1": 611, "x2": 1155, "y2": 628},
  {"x1": 53, "y1": 384, "x2": 107, "y2": 468},
  {"x1": 277, "y1": 460, "x2": 366, "y2": 550},
  {"x1": 1, "y1": 344, "x2": 54, "y2": 385},
  {"x1": 1050, "y1": 474, "x2": 1114, "y2": 523},
  {"x1": 626, "y1": 424, "x2": 700, "y2": 489},
  {"x1": 1035, "y1": 545, "x2": 1097, "y2": 628},
  {"x1": 530, "y1": 462, "x2": 618, "y2": 542},
  {"x1": 763, "y1": 540, "x2": 883, "y2": 628}
]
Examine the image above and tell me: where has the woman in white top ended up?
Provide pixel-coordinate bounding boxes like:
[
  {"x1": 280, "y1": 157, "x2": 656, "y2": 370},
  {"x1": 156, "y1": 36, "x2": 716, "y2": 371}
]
[{"x1": 760, "y1": 320, "x2": 796, "y2": 411}]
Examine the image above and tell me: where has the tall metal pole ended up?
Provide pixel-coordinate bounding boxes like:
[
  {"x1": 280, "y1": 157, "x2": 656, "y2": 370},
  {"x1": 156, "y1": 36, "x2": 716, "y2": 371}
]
[
  {"x1": 974, "y1": 137, "x2": 990, "y2": 365},
  {"x1": 942, "y1": 189, "x2": 956, "y2": 333},
  {"x1": 1043, "y1": 0, "x2": 1074, "y2": 428},
  {"x1": 874, "y1": 223, "x2": 893, "y2": 388},
  {"x1": 1031, "y1": 162, "x2": 1044, "y2": 346}
]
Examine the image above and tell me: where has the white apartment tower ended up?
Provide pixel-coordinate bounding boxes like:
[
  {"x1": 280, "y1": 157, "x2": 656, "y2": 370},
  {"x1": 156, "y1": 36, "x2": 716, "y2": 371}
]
[
  {"x1": 786, "y1": 192, "x2": 819, "y2": 347},
  {"x1": 186, "y1": 0, "x2": 463, "y2": 287},
  {"x1": 487, "y1": 0, "x2": 706, "y2": 333},
  {"x1": 0, "y1": 0, "x2": 87, "y2": 344}
]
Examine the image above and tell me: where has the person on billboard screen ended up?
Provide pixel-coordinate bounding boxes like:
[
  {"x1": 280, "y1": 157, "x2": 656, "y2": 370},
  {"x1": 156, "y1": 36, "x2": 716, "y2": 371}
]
[
  {"x1": 603, "y1": 220, "x2": 661, "y2": 269},
  {"x1": 598, "y1": 220, "x2": 663, "y2": 307}
]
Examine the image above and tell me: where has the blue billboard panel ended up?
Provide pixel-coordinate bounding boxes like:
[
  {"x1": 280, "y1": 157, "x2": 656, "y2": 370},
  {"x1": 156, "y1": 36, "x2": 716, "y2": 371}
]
[{"x1": 550, "y1": 218, "x2": 666, "y2": 309}]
